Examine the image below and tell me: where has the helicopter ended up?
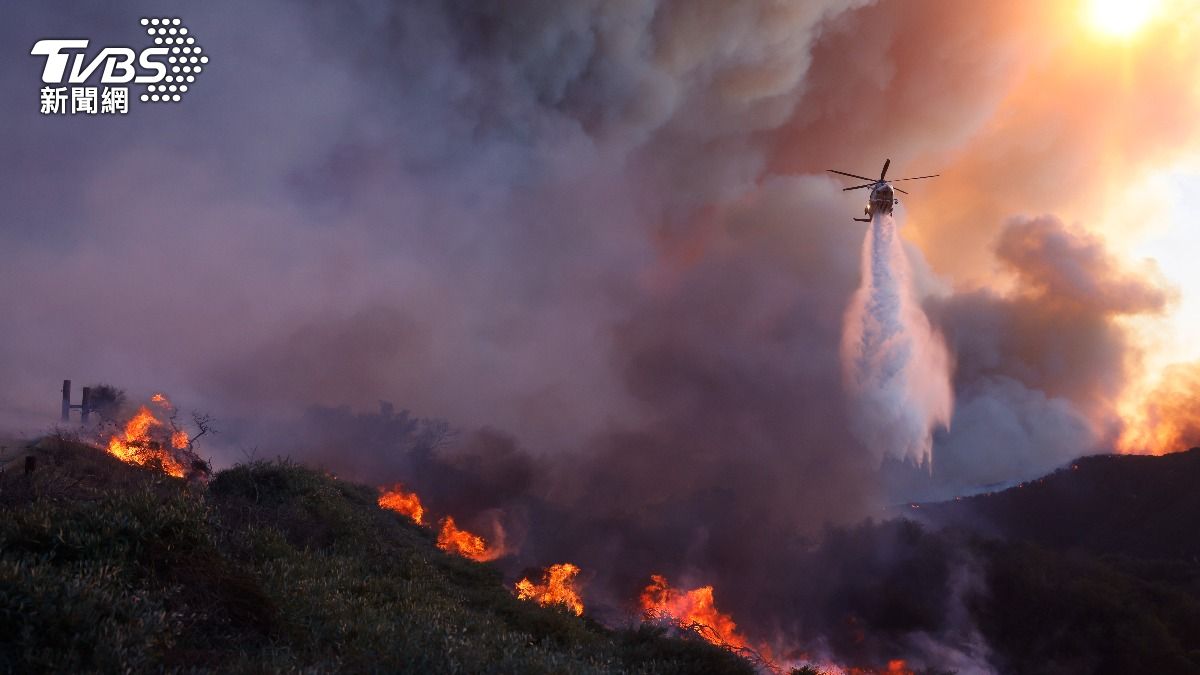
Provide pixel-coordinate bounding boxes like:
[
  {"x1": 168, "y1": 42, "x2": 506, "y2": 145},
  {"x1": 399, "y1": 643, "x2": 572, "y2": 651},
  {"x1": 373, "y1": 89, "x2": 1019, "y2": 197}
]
[{"x1": 827, "y1": 159, "x2": 938, "y2": 222}]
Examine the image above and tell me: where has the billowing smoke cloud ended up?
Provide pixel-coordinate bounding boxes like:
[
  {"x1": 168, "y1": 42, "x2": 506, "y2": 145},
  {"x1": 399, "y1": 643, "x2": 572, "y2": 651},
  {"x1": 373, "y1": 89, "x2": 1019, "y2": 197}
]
[
  {"x1": 912, "y1": 215, "x2": 1175, "y2": 497},
  {"x1": 842, "y1": 212, "x2": 953, "y2": 466}
]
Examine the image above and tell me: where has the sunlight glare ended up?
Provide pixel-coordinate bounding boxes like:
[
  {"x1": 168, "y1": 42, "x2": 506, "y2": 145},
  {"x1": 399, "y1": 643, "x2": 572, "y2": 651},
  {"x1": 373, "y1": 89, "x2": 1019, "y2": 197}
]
[{"x1": 1086, "y1": 0, "x2": 1160, "y2": 38}]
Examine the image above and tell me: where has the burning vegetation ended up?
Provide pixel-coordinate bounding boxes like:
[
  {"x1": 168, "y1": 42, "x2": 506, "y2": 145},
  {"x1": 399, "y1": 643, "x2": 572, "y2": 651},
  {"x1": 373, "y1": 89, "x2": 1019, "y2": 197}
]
[
  {"x1": 436, "y1": 516, "x2": 505, "y2": 562},
  {"x1": 375, "y1": 482, "x2": 508, "y2": 563},
  {"x1": 103, "y1": 394, "x2": 195, "y2": 478},
  {"x1": 514, "y1": 563, "x2": 584, "y2": 616},
  {"x1": 377, "y1": 483, "x2": 425, "y2": 524},
  {"x1": 639, "y1": 574, "x2": 749, "y2": 651}
]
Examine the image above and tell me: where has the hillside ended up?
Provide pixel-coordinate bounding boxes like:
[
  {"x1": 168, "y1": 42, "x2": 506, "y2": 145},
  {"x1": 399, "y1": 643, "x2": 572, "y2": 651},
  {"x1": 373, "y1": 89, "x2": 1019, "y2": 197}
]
[
  {"x1": 914, "y1": 448, "x2": 1200, "y2": 674},
  {"x1": 5, "y1": 438, "x2": 1200, "y2": 674},
  {"x1": 0, "y1": 436, "x2": 755, "y2": 674},
  {"x1": 918, "y1": 447, "x2": 1200, "y2": 561}
]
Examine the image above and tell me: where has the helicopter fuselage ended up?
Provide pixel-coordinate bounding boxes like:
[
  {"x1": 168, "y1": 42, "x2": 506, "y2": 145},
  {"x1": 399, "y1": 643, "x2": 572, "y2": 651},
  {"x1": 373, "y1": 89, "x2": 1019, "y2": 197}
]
[
  {"x1": 867, "y1": 182, "x2": 896, "y2": 216},
  {"x1": 853, "y1": 182, "x2": 897, "y2": 221}
]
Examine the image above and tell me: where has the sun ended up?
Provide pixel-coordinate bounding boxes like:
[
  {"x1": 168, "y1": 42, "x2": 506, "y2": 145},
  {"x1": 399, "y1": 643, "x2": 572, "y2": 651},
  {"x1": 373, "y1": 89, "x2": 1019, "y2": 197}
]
[{"x1": 1086, "y1": 0, "x2": 1161, "y2": 38}]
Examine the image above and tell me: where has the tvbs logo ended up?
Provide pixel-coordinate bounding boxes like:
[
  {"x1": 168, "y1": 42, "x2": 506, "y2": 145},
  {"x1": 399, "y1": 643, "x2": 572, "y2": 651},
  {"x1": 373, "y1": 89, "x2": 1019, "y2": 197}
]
[{"x1": 32, "y1": 17, "x2": 207, "y2": 115}]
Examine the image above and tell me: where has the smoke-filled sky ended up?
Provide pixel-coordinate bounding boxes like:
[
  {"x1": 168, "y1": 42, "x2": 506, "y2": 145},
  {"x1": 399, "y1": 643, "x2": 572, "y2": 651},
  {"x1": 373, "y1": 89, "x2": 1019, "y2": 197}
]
[{"x1": 4, "y1": 1, "x2": 1200, "y2": 528}]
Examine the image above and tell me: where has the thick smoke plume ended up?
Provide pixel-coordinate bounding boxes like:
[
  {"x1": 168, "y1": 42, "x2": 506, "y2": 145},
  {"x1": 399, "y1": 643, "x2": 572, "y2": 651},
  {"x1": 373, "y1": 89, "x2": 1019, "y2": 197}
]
[{"x1": 842, "y1": 213, "x2": 953, "y2": 466}]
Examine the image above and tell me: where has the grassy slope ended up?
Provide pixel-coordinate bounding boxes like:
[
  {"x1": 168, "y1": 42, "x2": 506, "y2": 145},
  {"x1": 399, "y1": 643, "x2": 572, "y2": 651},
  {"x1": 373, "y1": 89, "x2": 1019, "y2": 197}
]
[
  {"x1": 0, "y1": 439, "x2": 754, "y2": 674},
  {"x1": 8, "y1": 438, "x2": 1200, "y2": 674}
]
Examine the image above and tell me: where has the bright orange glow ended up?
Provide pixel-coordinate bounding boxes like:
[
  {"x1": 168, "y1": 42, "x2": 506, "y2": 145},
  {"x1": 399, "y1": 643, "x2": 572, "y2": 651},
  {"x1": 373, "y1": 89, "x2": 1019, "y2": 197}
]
[
  {"x1": 105, "y1": 405, "x2": 187, "y2": 478},
  {"x1": 377, "y1": 484, "x2": 426, "y2": 524},
  {"x1": 436, "y1": 516, "x2": 505, "y2": 562},
  {"x1": 1117, "y1": 361, "x2": 1200, "y2": 454},
  {"x1": 639, "y1": 574, "x2": 747, "y2": 650},
  {"x1": 798, "y1": 661, "x2": 914, "y2": 675},
  {"x1": 1085, "y1": 0, "x2": 1160, "y2": 38},
  {"x1": 515, "y1": 563, "x2": 584, "y2": 616}
]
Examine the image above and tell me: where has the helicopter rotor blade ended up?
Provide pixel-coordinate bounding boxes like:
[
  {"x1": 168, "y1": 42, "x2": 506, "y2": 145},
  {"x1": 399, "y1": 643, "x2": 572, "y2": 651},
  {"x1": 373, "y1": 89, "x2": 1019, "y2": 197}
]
[
  {"x1": 889, "y1": 174, "x2": 940, "y2": 182},
  {"x1": 843, "y1": 183, "x2": 875, "y2": 191},
  {"x1": 827, "y1": 169, "x2": 875, "y2": 182},
  {"x1": 880, "y1": 158, "x2": 891, "y2": 180},
  {"x1": 894, "y1": 187, "x2": 909, "y2": 194}
]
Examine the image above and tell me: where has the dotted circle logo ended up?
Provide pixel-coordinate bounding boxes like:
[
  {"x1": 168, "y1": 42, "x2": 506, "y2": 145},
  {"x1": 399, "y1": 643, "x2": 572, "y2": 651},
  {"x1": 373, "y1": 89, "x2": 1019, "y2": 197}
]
[{"x1": 138, "y1": 17, "x2": 207, "y2": 103}]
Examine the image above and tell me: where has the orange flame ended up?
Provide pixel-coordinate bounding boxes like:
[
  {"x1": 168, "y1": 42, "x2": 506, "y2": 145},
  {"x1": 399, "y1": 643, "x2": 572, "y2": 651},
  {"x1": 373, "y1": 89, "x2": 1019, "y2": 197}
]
[
  {"x1": 836, "y1": 661, "x2": 915, "y2": 675},
  {"x1": 639, "y1": 574, "x2": 748, "y2": 650},
  {"x1": 1117, "y1": 362, "x2": 1200, "y2": 455},
  {"x1": 105, "y1": 405, "x2": 187, "y2": 478},
  {"x1": 515, "y1": 563, "x2": 584, "y2": 616},
  {"x1": 378, "y1": 484, "x2": 425, "y2": 524},
  {"x1": 437, "y1": 516, "x2": 505, "y2": 561},
  {"x1": 791, "y1": 661, "x2": 913, "y2": 675}
]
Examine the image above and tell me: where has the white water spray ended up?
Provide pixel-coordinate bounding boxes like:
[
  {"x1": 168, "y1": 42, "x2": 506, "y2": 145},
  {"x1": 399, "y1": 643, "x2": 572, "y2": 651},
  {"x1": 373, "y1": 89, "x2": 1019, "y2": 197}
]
[{"x1": 841, "y1": 212, "x2": 953, "y2": 467}]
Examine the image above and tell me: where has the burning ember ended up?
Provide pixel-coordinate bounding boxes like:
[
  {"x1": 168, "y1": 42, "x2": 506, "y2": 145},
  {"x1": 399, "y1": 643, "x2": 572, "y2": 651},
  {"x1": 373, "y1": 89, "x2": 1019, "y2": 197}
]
[
  {"x1": 788, "y1": 657, "x2": 915, "y2": 675},
  {"x1": 378, "y1": 484, "x2": 425, "y2": 524},
  {"x1": 104, "y1": 394, "x2": 189, "y2": 478},
  {"x1": 639, "y1": 574, "x2": 748, "y2": 651},
  {"x1": 822, "y1": 660, "x2": 913, "y2": 675},
  {"x1": 515, "y1": 563, "x2": 584, "y2": 616},
  {"x1": 436, "y1": 516, "x2": 505, "y2": 562}
]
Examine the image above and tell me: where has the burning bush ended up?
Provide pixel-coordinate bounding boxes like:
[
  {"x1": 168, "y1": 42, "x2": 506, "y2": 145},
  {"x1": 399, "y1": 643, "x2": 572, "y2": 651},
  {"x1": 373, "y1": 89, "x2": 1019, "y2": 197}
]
[
  {"x1": 104, "y1": 395, "x2": 193, "y2": 477},
  {"x1": 436, "y1": 516, "x2": 505, "y2": 561},
  {"x1": 640, "y1": 574, "x2": 748, "y2": 651},
  {"x1": 377, "y1": 484, "x2": 425, "y2": 524},
  {"x1": 515, "y1": 563, "x2": 584, "y2": 616},
  {"x1": 376, "y1": 482, "x2": 511, "y2": 562}
]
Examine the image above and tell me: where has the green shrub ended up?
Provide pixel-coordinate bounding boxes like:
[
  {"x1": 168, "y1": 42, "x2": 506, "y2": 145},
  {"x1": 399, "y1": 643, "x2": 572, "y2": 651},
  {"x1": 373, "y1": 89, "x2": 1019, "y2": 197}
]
[{"x1": 2, "y1": 453, "x2": 762, "y2": 673}]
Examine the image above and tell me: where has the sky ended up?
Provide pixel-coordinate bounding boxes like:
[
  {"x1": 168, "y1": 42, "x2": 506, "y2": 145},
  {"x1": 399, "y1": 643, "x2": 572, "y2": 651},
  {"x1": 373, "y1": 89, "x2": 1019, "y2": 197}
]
[
  {"x1": 1133, "y1": 164, "x2": 1200, "y2": 364},
  {"x1": 2, "y1": 0, "x2": 1200, "y2": 519}
]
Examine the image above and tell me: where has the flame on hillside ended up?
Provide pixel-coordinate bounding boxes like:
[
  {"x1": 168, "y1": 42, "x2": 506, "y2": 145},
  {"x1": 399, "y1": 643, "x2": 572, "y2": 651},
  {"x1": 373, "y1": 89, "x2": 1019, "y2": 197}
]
[
  {"x1": 815, "y1": 660, "x2": 913, "y2": 675},
  {"x1": 437, "y1": 515, "x2": 506, "y2": 561},
  {"x1": 378, "y1": 484, "x2": 425, "y2": 524},
  {"x1": 515, "y1": 563, "x2": 584, "y2": 616},
  {"x1": 373, "y1": 482, "x2": 509, "y2": 561},
  {"x1": 639, "y1": 574, "x2": 748, "y2": 651},
  {"x1": 104, "y1": 394, "x2": 189, "y2": 478}
]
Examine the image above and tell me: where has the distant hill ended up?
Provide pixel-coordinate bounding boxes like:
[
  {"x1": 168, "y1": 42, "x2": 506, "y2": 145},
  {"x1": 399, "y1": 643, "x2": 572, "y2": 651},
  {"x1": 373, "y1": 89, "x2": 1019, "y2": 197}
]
[
  {"x1": 918, "y1": 447, "x2": 1200, "y2": 562},
  {"x1": 904, "y1": 448, "x2": 1200, "y2": 674}
]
